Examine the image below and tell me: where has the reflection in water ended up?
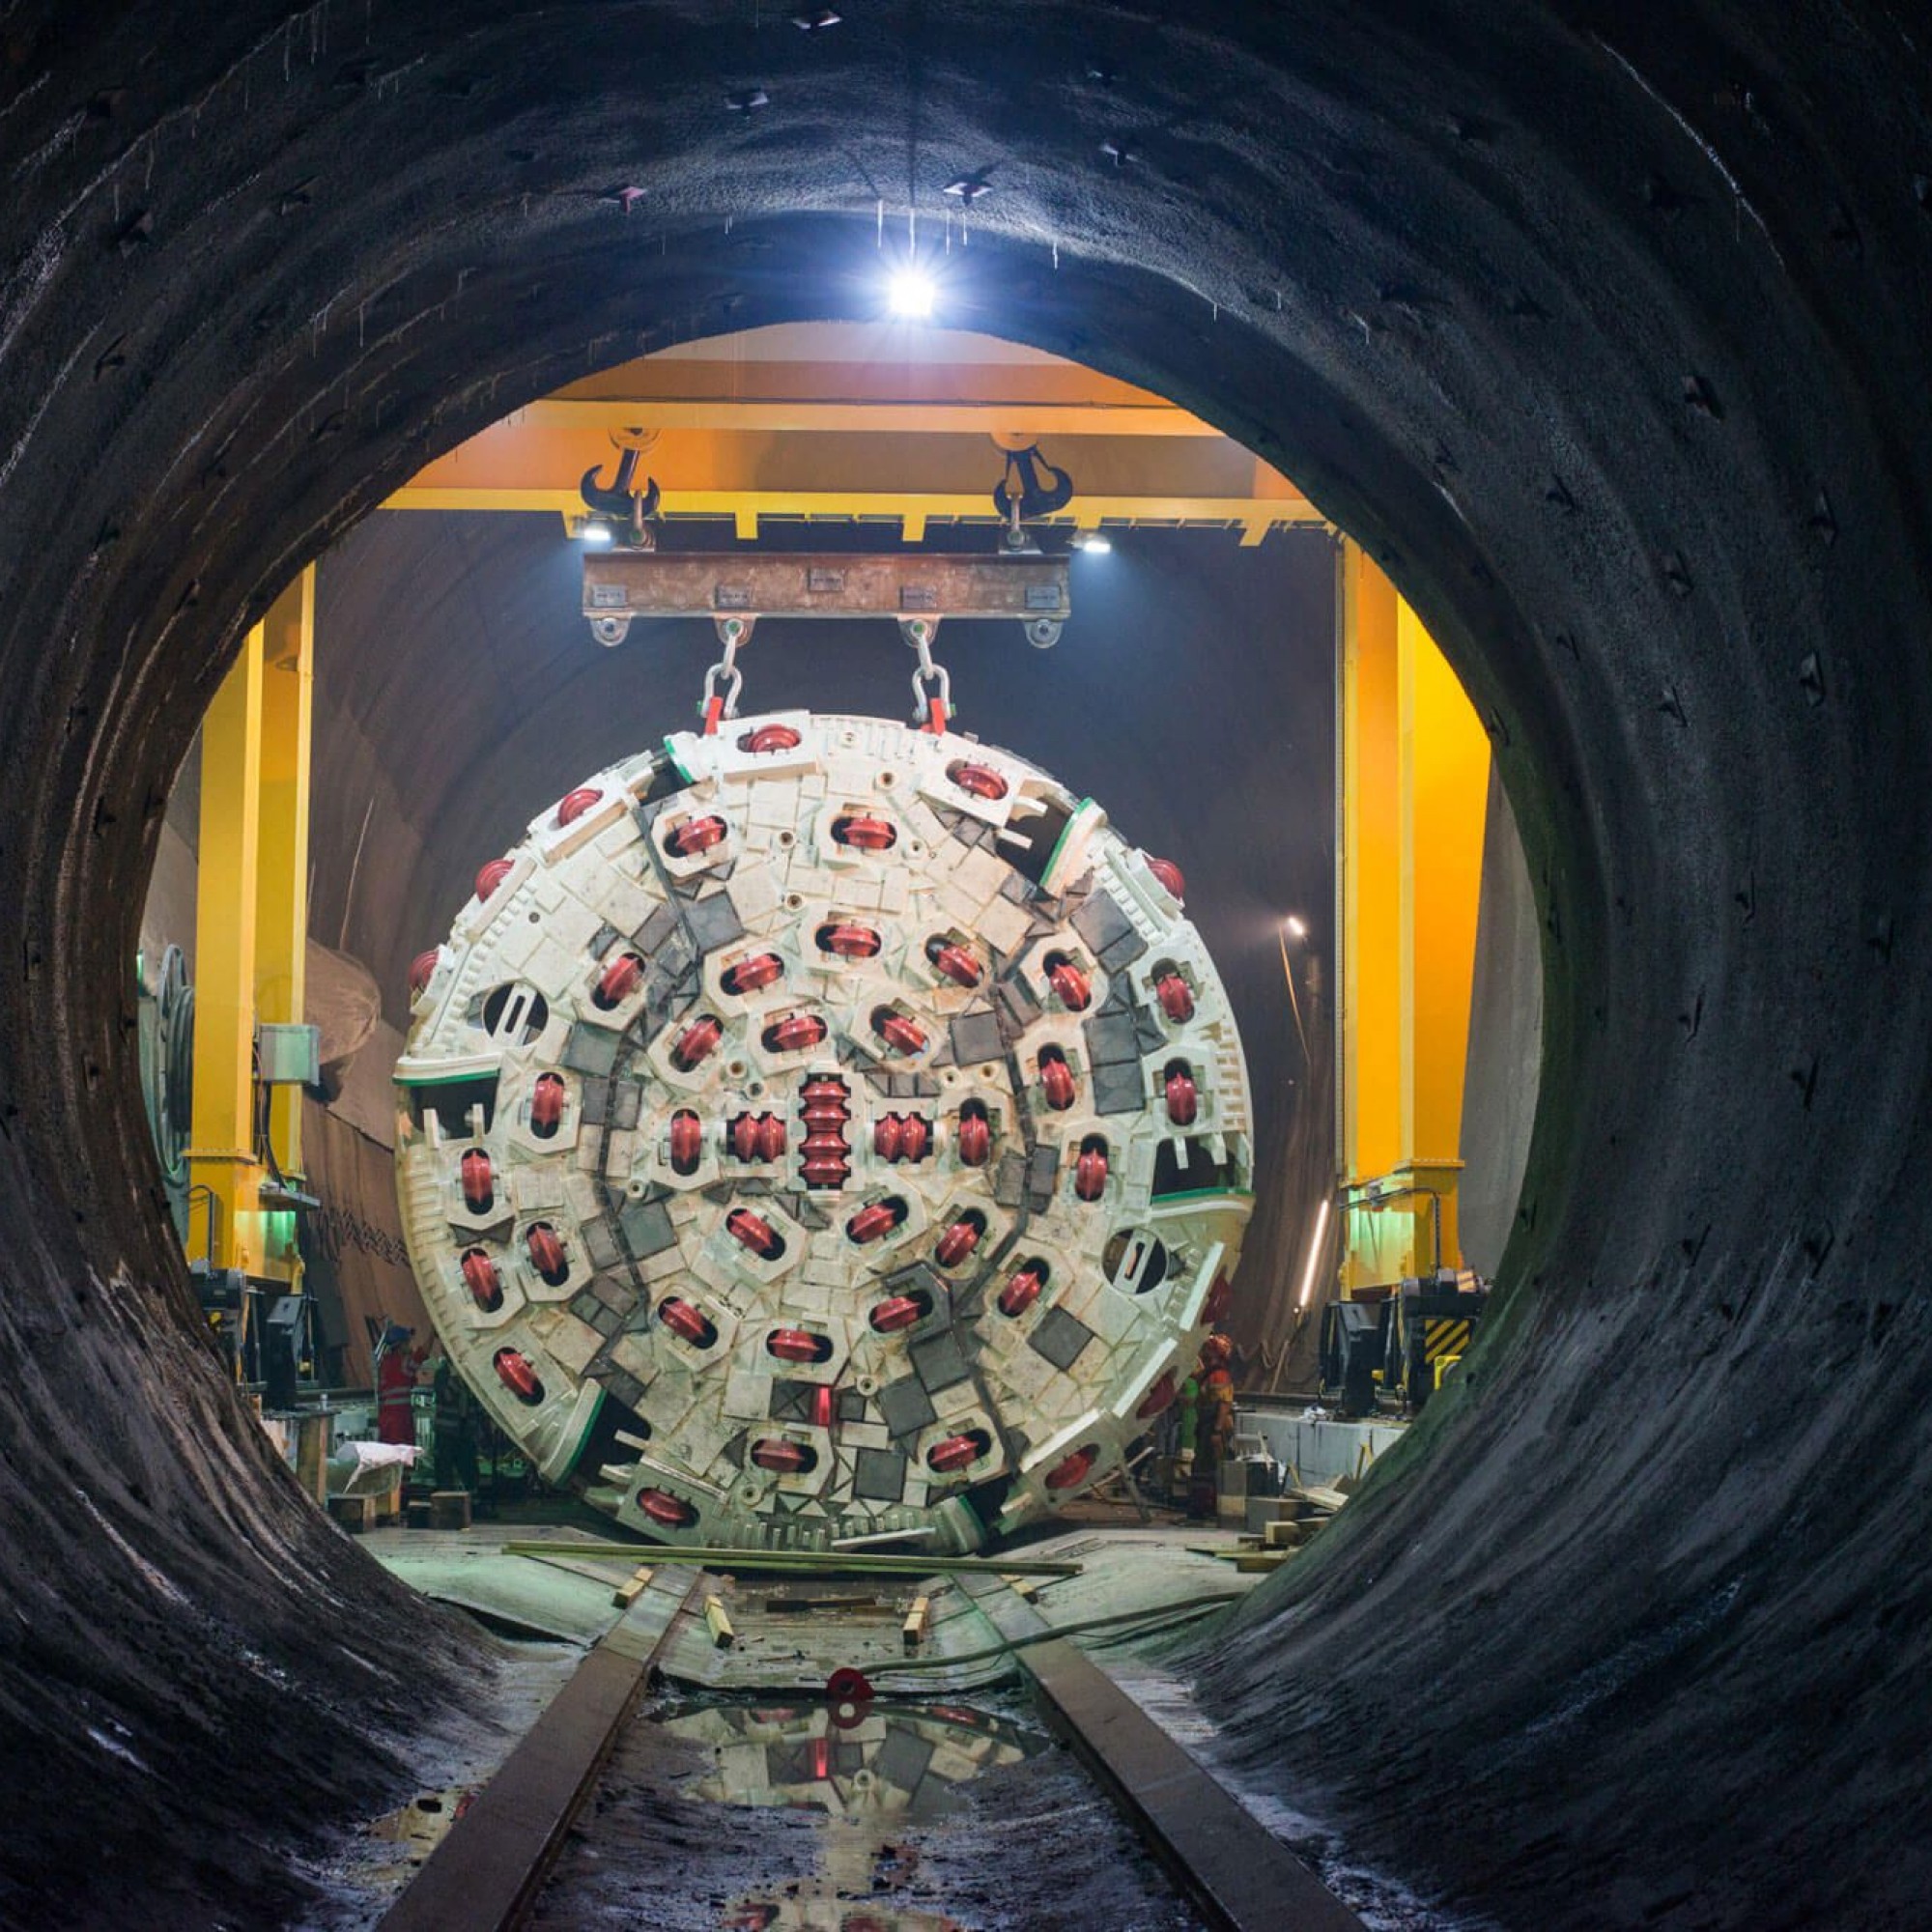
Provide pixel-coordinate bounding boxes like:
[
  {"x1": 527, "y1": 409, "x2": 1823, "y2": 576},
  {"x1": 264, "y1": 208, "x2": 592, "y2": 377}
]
[
  {"x1": 664, "y1": 1698, "x2": 1043, "y2": 1821},
  {"x1": 665, "y1": 1699, "x2": 1046, "y2": 1932}
]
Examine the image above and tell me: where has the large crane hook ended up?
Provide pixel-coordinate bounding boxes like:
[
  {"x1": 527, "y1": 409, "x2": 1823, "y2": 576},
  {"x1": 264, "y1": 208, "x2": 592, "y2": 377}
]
[
  {"x1": 580, "y1": 440, "x2": 662, "y2": 543},
  {"x1": 991, "y1": 443, "x2": 1074, "y2": 527}
]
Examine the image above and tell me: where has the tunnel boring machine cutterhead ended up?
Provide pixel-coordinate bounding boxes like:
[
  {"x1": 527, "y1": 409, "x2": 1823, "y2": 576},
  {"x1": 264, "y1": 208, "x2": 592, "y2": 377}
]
[{"x1": 394, "y1": 707, "x2": 1254, "y2": 1553}]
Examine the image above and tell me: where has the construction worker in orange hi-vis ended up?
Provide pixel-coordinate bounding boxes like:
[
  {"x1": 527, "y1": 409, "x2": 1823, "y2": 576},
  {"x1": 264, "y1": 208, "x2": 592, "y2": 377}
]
[
  {"x1": 1198, "y1": 1333, "x2": 1237, "y2": 1468},
  {"x1": 375, "y1": 1322, "x2": 427, "y2": 1448}
]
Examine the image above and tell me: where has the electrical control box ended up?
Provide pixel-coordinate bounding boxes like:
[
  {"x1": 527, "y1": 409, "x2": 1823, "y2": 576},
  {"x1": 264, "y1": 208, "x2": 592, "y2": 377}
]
[{"x1": 256, "y1": 1023, "x2": 320, "y2": 1086}]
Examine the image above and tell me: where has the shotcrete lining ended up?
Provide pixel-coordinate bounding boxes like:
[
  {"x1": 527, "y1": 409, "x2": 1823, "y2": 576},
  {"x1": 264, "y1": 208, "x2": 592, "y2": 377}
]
[{"x1": 1, "y1": 3, "x2": 1928, "y2": 1924}]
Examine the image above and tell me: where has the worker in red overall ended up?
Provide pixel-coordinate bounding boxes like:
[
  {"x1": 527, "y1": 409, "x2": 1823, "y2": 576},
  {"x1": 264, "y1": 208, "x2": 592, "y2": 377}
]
[
  {"x1": 375, "y1": 1323, "x2": 425, "y2": 1447},
  {"x1": 1198, "y1": 1332, "x2": 1237, "y2": 1469}
]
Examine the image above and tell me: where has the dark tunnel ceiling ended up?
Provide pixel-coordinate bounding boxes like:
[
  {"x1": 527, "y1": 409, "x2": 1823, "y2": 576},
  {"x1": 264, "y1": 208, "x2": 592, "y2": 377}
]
[
  {"x1": 302, "y1": 509, "x2": 1337, "y2": 1369},
  {"x1": 309, "y1": 519, "x2": 1338, "y2": 1039},
  {"x1": 2, "y1": 4, "x2": 1930, "y2": 1925}
]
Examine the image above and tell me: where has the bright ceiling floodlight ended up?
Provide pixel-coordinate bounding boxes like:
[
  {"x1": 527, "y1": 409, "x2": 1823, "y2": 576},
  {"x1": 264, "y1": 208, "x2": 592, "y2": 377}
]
[
  {"x1": 887, "y1": 264, "x2": 936, "y2": 320},
  {"x1": 1285, "y1": 913, "x2": 1308, "y2": 940},
  {"x1": 578, "y1": 517, "x2": 615, "y2": 548},
  {"x1": 1072, "y1": 530, "x2": 1113, "y2": 554}
]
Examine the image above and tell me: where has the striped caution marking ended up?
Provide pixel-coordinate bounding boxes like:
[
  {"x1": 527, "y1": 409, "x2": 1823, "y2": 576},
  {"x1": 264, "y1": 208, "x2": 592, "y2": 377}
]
[{"x1": 1424, "y1": 1318, "x2": 1472, "y2": 1362}]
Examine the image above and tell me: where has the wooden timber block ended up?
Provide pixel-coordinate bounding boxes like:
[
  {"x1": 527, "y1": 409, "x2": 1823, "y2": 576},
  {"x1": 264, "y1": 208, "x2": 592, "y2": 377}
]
[
  {"x1": 405, "y1": 1498, "x2": 434, "y2": 1530},
  {"x1": 329, "y1": 1493, "x2": 377, "y2": 1534},
  {"x1": 1278, "y1": 1499, "x2": 1334, "y2": 1525},
  {"x1": 429, "y1": 1490, "x2": 472, "y2": 1532},
  {"x1": 902, "y1": 1595, "x2": 931, "y2": 1653},
  {"x1": 1264, "y1": 1520, "x2": 1311, "y2": 1548},
  {"x1": 1291, "y1": 1485, "x2": 1350, "y2": 1514},
  {"x1": 611, "y1": 1566, "x2": 654, "y2": 1609},
  {"x1": 703, "y1": 1594, "x2": 736, "y2": 1649},
  {"x1": 295, "y1": 1413, "x2": 331, "y2": 1506},
  {"x1": 1235, "y1": 1550, "x2": 1292, "y2": 1574}
]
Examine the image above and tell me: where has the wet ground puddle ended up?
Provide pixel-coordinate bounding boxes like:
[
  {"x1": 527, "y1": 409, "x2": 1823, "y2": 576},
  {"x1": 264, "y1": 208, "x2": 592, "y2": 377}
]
[{"x1": 661, "y1": 1696, "x2": 1051, "y2": 1931}]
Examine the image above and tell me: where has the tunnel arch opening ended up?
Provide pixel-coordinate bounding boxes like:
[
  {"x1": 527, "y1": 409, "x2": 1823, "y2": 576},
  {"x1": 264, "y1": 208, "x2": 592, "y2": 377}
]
[
  {"x1": 140, "y1": 303, "x2": 1544, "y2": 1545},
  {"x1": 65, "y1": 202, "x2": 1601, "y2": 1916},
  {"x1": 60, "y1": 204, "x2": 1591, "y2": 1910},
  {"x1": 4, "y1": 8, "x2": 1923, "y2": 1926}
]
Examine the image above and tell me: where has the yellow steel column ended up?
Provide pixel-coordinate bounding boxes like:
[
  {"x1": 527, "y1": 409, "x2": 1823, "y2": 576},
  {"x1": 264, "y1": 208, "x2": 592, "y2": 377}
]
[
  {"x1": 1398, "y1": 597, "x2": 1491, "y2": 1273},
  {"x1": 1335, "y1": 542, "x2": 1490, "y2": 1292},
  {"x1": 1337, "y1": 542, "x2": 1402, "y2": 1186},
  {"x1": 1337, "y1": 541, "x2": 1404, "y2": 1293},
  {"x1": 187, "y1": 625, "x2": 265, "y2": 1274},
  {"x1": 253, "y1": 567, "x2": 315, "y2": 1289}
]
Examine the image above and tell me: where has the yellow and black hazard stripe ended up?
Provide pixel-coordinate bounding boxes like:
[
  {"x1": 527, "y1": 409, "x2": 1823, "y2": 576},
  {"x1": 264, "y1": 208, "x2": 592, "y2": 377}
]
[{"x1": 1424, "y1": 1318, "x2": 1472, "y2": 1362}]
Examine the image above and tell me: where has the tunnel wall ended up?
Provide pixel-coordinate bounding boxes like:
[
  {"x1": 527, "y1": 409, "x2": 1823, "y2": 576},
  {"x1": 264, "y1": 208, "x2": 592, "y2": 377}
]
[{"x1": 0, "y1": 5, "x2": 1929, "y2": 1926}]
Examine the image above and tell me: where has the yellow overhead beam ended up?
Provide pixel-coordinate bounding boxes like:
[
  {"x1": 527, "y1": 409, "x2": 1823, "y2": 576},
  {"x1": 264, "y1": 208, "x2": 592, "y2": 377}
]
[
  {"x1": 1335, "y1": 541, "x2": 1491, "y2": 1293},
  {"x1": 398, "y1": 421, "x2": 1301, "y2": 503},
  {"x1": 526, "y1": 396, "x2": 1218, "y2": 438},
  {"x1": 388, "y1": 487, "x2": 1321, "y2": 548},
  {"x1": 552, "y1": 349, "x2": 1178, "y2": 413},
  {"x1": 387, "y1": 344, "x2": 1319, "y2": 547}
]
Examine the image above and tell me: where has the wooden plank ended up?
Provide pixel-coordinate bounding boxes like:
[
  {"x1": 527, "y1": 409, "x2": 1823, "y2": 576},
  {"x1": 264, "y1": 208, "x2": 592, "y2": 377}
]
[
  {"x1": 702, "y1": 1594, "x2": 736, "y2": 1649},
  {"x1": 1290, "y1": 1485, "x2": 1351, "y2": 1513},
  {"x1": 761, "y1": 1592, "x2": 888, "y2": 1612},
  {"x1": 499, "y1": 1540, "x2": 1082, "y2": 1579},
  {"x1": 611, "y1": 1565, "x2": 653, "y2": 1609},
  {"x1": 901, "y1": 1595, "x2": 931, "y2": 1653},
  {"x1": 379, "y1": 1571, "x2": 700, "y2": 1932},
  {"x1": 295, "y1": 1413, "x2": 329, "y2": 1505}
]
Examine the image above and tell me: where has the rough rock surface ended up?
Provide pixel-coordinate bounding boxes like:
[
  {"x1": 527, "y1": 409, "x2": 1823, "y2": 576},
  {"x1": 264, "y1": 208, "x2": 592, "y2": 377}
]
[{"x1": 0, "y1": 5, "x2": 1928, "y2": 1927}]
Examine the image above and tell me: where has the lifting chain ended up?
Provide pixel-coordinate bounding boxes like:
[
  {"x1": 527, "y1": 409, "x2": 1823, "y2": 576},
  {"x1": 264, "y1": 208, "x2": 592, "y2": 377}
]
[
  {"x1": 699, "y1": 613, "x2": 956, "y2": 736},
  {"x1": 700, "y1": 616, "x2": 751, "y2": 735},
  {"x1": 902, "y1": 618, "x2": 953, "y2": 734}
]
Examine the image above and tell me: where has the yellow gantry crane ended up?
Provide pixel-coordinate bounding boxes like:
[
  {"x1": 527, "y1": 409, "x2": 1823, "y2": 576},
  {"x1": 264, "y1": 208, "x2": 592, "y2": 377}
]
[
  {"x1": 185, "y1": 567, "x2": 317, "y2": 1389},
  {"x1": 386, "y1": 327, "x2": 1327, "y2": 547},
  {"x1": 172, "y1": 339, "x2": 1497, "y2": 1426},
  {"x1": 1325, "y1": 540, "x2": 1493, "y2": 1411}
]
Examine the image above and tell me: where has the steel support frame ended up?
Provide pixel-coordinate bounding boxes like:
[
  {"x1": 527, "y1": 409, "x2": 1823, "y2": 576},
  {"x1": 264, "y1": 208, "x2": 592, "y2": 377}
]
[
  {"x1": 388, "y1": 347, "x2": 1321, "y2": 546},
  {"x1": 395, "y1": 486, "x2": 1322, "y2": 548},
  {"x1": 186, "y1": 568, "x2": 314, "y2": 1285},
  {"x1": 1334, "y1": 541, "x2": 1490, "y2": 1293}
]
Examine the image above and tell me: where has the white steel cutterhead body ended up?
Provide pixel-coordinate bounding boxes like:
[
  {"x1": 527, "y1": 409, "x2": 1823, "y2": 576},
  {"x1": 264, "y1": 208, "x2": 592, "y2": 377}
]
[{"x1": 396, "y1": 712, "x2": 1252, "y2": 1553}]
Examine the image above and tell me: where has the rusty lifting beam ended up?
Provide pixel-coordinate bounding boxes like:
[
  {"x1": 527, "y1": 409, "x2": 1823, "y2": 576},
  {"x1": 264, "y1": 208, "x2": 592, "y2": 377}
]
[{"x1": 582, "y1": 549, "x2": 1070, "y2": 649}]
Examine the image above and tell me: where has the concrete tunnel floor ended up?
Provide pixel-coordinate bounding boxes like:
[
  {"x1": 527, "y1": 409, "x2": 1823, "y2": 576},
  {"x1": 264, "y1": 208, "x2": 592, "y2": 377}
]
[
  {"x1": 2, "y1": 6, "x2": 1932, "y2": 1929},
  {"x1": 301, "y1": 1515, "x2": 1441, "y2": 1932}
]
